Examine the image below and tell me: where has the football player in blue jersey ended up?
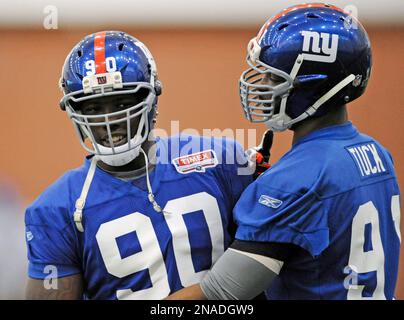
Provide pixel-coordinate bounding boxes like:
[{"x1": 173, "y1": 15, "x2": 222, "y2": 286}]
[
  {"x1": 24, "y1": 31, "x2": 254, "y2": 299},
  {"x1": 167, "y1": 3, "x2": 401, "y2": 300}
]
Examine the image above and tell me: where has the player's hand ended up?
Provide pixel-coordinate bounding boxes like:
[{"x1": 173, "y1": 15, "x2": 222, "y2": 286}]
[{"x1": 246, "y1": 130, "x2": 273, "y2": 179}]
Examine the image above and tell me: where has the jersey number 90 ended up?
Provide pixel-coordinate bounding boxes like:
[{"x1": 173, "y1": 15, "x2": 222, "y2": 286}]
[{"x1": 95, "y1": 192, "x2": 224, "y2": 299}]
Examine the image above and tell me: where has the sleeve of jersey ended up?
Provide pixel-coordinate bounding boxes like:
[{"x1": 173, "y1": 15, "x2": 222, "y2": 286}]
[
  {"x1": 25, "y1": 205, "x2": 81, "y2": 279},
  {"x1": 234, "y1": 180, "x2": 329, "y2": 257},
  {"x1": 219, "y1": 139, "x2": 254, "y2": 205}
]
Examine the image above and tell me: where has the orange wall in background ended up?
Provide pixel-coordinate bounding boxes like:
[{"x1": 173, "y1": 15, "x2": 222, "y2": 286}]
[{"x1": 0, "y1": 27, "x2": 403, "y2": 298}]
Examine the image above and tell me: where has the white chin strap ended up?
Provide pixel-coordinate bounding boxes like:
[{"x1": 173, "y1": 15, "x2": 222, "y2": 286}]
[
  {"x1": 73, "y1": 147, "x2": 165, "y2": 232},
  {"x1": 95, "y1": 135, "x2": 143, "y2": 167},
  {"x1": 265, "y1": 54, "x2": 356, "y2": 132}
]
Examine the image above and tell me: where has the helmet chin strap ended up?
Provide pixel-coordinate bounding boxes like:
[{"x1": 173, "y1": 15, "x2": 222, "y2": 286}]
[
  {"x1": 265, "y1": 55, "x2": 356, "y2": 132},
  {"x1": 73, "y1": 146, "x2": 165, "y2": 232},
  {"x1": 73, "y1": 156, "x2": 99, "y2": 232},
  {"x1": 139, "y1": 148, "x2": 162, "y2": 213}
]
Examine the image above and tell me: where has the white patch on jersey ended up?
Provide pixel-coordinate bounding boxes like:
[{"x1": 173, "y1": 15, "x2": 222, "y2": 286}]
[
  {"x1": 258, "y1": 195, "x2": 283, "y2": 209},
  {"x1": 26, "y1": 231, "x2": 34, "y2": 241},
  {"x1": 172, "y1": 150, "x2": 218, "y2": 174}
]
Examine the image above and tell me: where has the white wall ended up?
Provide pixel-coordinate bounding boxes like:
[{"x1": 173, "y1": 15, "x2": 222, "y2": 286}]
[
  {"x1": 0, "y1": 182, "x2": 26, "y2": 299},
  {"x1": 1, "y1": 0, "x2": 403, "y2": 28}
]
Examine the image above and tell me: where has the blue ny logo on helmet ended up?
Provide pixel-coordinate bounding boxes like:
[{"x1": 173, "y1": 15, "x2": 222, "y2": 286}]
[{"x1": 239, "y1": 3, "x2": 372, "y2": 132}]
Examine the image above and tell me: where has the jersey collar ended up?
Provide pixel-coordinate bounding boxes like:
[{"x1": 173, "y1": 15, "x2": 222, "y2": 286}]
[
  {"x1": 293, "y1": 121, "x2": 359, "y2": 147},
  {"x1": 83, "y1": 138, "x2": 164, "y2": 194}
]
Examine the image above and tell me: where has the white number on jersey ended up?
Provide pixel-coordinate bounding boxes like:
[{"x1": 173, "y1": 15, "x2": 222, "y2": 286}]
[
  {"x1": 95, "y1": 192, "x2": 224, "y2": 300},
  {"x1": 347, "y1": 195, "x2": 401, "y2": 299}
]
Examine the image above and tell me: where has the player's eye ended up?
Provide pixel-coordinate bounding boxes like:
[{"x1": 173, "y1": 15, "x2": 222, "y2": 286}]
[
  {"x1": 116, "y1": 103, "x2": 128, "y2": 110},
  {"x1": 82, "y1": 105, "x2": 100, "y2": 114}
]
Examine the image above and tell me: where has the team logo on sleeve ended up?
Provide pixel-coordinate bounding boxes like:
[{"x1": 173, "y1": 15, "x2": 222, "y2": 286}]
[
  {"x1": 259, "y1": 195, "x2": 283, "y2": 209},
  {"x1": 172, "y1": 150, "x2": 218, "y2": 174}
]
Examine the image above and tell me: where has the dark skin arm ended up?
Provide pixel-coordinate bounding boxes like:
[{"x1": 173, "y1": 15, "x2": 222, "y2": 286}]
[{"x1": 25, "y1": 274, "x2": 83, "y2": 300}]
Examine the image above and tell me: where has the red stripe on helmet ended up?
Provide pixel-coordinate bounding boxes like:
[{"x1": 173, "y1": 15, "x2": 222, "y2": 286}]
[
  {"x1": 257, "y1": 3, "x2": 345, "y2": 42},
  {"x1": 94, "y1": 31, "x2": 106, "y2": 74}
]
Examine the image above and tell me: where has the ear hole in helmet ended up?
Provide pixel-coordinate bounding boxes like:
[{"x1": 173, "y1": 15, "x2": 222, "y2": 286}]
[
  {"x1": 118, "y1": 43, "x2": 124, "y2": 51},
  {"x1": 278, "y1": 23, "x2": 289, "y2": 31},
  {"x1": 306, "y1": 13, "x2": 320, "y2": 19},
  {"x1": 77, "y1": 50, "x2": 82, "y2": 57}
]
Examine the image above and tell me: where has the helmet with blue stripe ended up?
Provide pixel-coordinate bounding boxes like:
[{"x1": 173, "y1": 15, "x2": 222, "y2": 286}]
[
  {"x1": 59, "y1": 31, "x2": 162, "y2": 166},
  {"x1": 239, "y1": 3, "x2": 372, "y2": 131}
]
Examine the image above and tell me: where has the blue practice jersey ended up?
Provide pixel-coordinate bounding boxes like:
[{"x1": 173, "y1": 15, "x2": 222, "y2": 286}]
[
  {"x1": 234, "y1": 122, "x2": 401, "y2": 300},
  {"x1": 25, "y1": 135, "x2": 252, "y2": 299}
]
